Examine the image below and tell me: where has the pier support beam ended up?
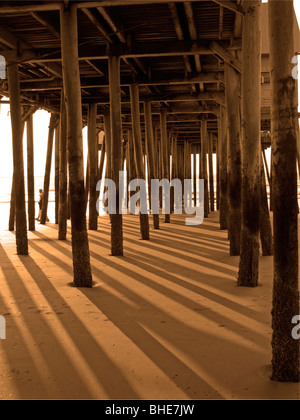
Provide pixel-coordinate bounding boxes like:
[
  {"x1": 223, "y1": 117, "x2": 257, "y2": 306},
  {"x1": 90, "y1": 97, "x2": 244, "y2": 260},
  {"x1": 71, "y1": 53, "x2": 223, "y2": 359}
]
[
  {"x1": 58, "y1": 91, "x2": 68, "y2": 241},
  {"x1": 160, "y1": 109, "x2": 171, "y2": 223},
  {"x1": 109, "y1": 55, "x2": 123, "y2": 255},
  {"x1": 269, "y1": 0, "x2": 299, "y2": 382},
  {"x1": 238, "y1": 0, "x2": 261, "y2": 287},
  {"x1": 27, "y1": 113, "x2": 35, "y2": 231},
  {"x1": 219, "y1": 106, "x2": 228, "y2": 229},
  {"x1": 201, "y1": 118, "x2": 209, "y2": 218},
  {"x1": 55, "y1": 123, "x2": 60, "y2": 224},
  {"x1": 88, "y1": 103, "x2": 98, "y2": 230},
  {"x1": 208, "y1": 132, "x2": 214, "y2": 212},
  {"x1": 144, "y1": 101, "x2": 159, "y2": 229},
  {"x1": 130, "y1": 84, "x2": 150, "y2": 239},
  {"x1": 40, "y1": 114, "x2": 56, "y2": 225},
  {"x1": 225, "y1": 62, "x2": 241, "y2": 255},
  {"x1": 60, "y1": 3, "x2": 92, "y2": 286},
  {"x1": 7, "y1": 62, "x2": 28, "y2": 255}
]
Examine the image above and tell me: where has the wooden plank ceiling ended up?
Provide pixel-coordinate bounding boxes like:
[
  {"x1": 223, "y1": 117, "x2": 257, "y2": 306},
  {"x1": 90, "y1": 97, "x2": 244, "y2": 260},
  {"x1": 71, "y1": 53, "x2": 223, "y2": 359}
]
[{"x1": 0, "y1": 0, "x2": 271, "y2": 148}]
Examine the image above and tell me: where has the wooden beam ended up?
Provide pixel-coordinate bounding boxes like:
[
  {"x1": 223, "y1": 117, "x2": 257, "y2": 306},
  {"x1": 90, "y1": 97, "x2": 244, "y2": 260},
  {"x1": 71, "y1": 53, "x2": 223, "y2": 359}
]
[
  {"x1": 160, "y1": 109, "x2": 171, "y2": 223},
  {"x1": 269, "y1": 0, "x2": 299, "y2": 383},
  {"x1": 144, "y1": 101, "x2": 159, "y2": 229},
  {"x1": 7, "y1": 63, "x2": 28, "y2": 255},
  {"x1": 7, "y1": 40, "x2": 239, "y2": 64},
  {"x1": 130, "y1": 84, "x2": 150, "y2": 239},
  {"x1": 201, "y1": 118, "x2": 209, "y2": 218},
  {"x1": 27, "y1": 114, "x2": 35, "y2": 231},
  {"x1": 40, "y1": 114, "x2": 56, "y2": 225},
  {"x1": 212, "y1": 0, "x2": 244, "y2": 15},
  {"x1": 225, "y1": 62, "x2": 241, "y2": 256},
  {"x1": 20, "y1": 72, "x2": 222, "y2": 91},
  {"x1": 210, "y1": 41, "x2": 242, "y2": 73},
  {"x1": 88, "y1": 103, "x2": 99, "y2": 230},
  {"x1": 60, "y1": 3, "x2": 93, "y2": 287},
  {"x1": 238, "y1": 0, "x2": 261, "y2": 288},
  {"x1": 109, "y1": 55, "x2": 124, "y2": 256},
  {"x1": 219, "y1": 105, "x2": 228, "y2": 229},
  {"x1": 58, "y1": 90, "x2": 68, "y2": 241}
]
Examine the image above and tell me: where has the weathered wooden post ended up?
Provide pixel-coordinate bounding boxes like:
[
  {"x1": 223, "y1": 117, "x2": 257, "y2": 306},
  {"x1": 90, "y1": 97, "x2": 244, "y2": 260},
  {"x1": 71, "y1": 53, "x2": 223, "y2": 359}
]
[
  {"x1": 216, "y1": 136, "x2": 220, "y2": 210},
  {"x1": 193, "y1": 146, "x2": 197, "y2": 207},
  {"x1": 160, "y1": 109, "x2": 171, "y2": 223},
  {"x1": 109, "y1": 54, "x2": 123, "y2": 256},
  {"x1": 219, "y1": 106, "x2": 228, "y2": 229},
  {"x1": 60, "y1": 3, "x2": 92, "y2": 287},
  {"x1": 88, "y1": 103, "x2": 98, "y2": 230},
  {"x1": 144, "y1": 101, "x2": 159, "y2": 229},
  {"x1": 225, "y1": 62, "x2": 242, "y2": 255},
  {"x1": 40, "y1": 114, "x2": 56, "y2": 225},
  {"x1": 27, "y1": 113, "x2": 35, "y2": 231},
  {"x1": 269, "y1": 0, "x2": 299, "y2": 382},
  {"x1": 201, "y1": 118, "x2": 209, "y2": 218},
  {"x1": 238, "y1": 0, "x2": 261, "y2": 287},
  {"x1": 259, "y1": 155, "x2": 273, "y2": 256},
  {"x1": 55, "y1": 123, "x2": 60, "y2": 224},
  {"x1": 7, "y1": 63, "x2": 28, "y2": 255},
  {"x1": 58, "y1": 91, "x2": 68, "y2": 241},
  {"x1": 208, "y1": 132, "x2": 214, "y2": 212},
  {"x1": 130, "y1": 84, "x2": 150, "y2": 239}
]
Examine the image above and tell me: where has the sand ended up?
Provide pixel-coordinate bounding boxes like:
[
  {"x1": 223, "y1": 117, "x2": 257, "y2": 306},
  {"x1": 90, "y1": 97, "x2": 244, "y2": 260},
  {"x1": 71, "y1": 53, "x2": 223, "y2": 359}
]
[{"x1": 0, "y1": 211, "x2": 299, "y2": 400}]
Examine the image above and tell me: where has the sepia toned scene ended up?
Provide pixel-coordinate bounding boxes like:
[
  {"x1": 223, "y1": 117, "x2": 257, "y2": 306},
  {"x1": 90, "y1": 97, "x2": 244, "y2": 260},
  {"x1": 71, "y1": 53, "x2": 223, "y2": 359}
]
[{"x1": 0, "y1": 0, "x2": 299, "y2": 402}]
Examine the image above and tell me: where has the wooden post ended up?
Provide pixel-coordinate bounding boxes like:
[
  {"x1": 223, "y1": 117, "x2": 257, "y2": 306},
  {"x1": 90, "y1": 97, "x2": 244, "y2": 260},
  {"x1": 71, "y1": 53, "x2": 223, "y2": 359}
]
[
  {"x1": 269, "y1": 0, "x2": 299, "y2": 382},
  {"x1": 109, "y1": 55, "x2": 123, "y2": 256},
  {"x1": 238, "y1": 0, "x2": 261, "y2": 287},
  {"x1": 225, "y1": 62, "x2": 242, "y2": 255},
  {"x1": 127, "y1": 129, "x2": 136, "y2": 184},
  {"x1": 219, "y1": 106, "x2": 228, "y2": 229},
  {"x1": 216, "y1": 136, "x2": 220, "y2": 210},
  {"x1": 160, "y1": 109, "x2": 171, "y2": 223},
  {"x1": 40, "y1": 114, "x2": 56, "y2": 225},
  {"x1": 88, "y1": 103, "x2": 98, "y2": 230},
  {"x1": 193, "y1": 146, "x2": 197, "y2": 207},
  {"x1": 55, "y1": 123, "x2": 60, "y2": 224},
  {"x1": 27, "y1": 114, "x2": 35, "y2": 231},
  {"x1": 58, "y1": 90, "x2": 68, "y2": 241},
  {"x1": 130, "y1": 84, "x2": 150, "y2": 239},
  {"x1": 7, "y1": 63, "x2": 28, "y2": 255},
  {"x1": 259, "y1": 155, "x2": 273, "y2": 256},
  {"x1": 60, "y1": 3, "x2": 92, "y2": 287},
  {"x1": 144, "y1": 101, "x2": 159, "y2": 229},
  {"x1": 201, "y1": 118, "x2": 209, "y2": 218},
  {"x1": 208, "y1": 132, "x2": 214, "y2": 212}
]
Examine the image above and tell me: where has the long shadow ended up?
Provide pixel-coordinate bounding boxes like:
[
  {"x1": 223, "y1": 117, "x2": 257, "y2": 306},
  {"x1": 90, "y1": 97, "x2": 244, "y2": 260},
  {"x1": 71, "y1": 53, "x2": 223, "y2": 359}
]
[
  {"x1": 19, "y1": 254, "x2": 140, "y2": 399},
  {"x1": 31, "y1": 226, "x2": 262, "y2": 327},
  {"x1": 0, "y1": 244, "x2": 97, "y2": 399},
  {"x1": 88, "y1": 247, "x2": 268, "y2": 345},
  {"x1": 0, "y1": 282, "x2": 50, "y2": 399},
  {"x1": 80, "y1": 274, "x2": 269, "y2": 399},
  {"x1": 29, "y1": 231, "x2": 259, "y2": 328},
  {"x1": 27, "y1": 230, "x2": 268, "y2": 350}
]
